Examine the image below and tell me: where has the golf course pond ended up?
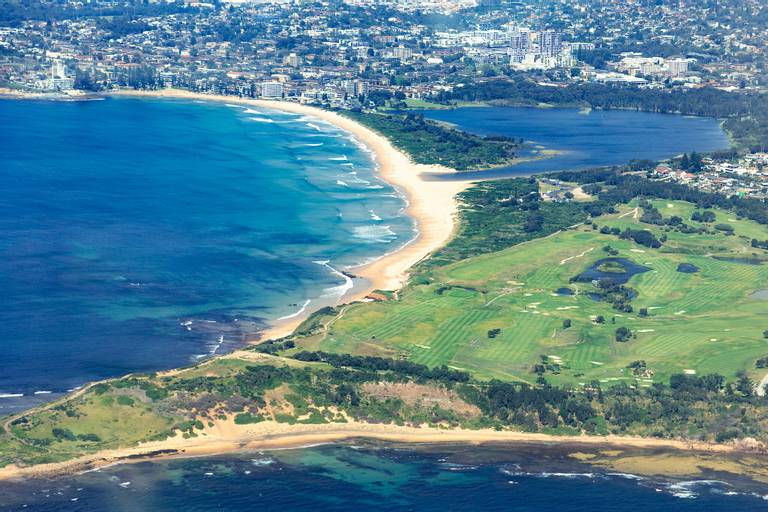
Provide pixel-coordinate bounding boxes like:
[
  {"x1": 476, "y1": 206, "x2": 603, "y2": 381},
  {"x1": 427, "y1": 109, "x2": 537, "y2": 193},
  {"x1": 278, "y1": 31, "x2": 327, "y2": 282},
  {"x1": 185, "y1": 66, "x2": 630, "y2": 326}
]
[{"x1": 574, "y1": 258, "x2": 651, "y2": 285}]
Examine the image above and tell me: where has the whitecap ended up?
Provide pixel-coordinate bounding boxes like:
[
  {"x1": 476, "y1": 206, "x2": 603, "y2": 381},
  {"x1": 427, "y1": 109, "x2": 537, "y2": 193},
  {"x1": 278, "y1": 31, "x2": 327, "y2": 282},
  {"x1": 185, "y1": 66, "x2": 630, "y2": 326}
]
[
  {"x1": 607, "y1": 472, "x2": 645, "y2": 481},
  {"x1": 304, "y1": 143, "x2": 323, "y2": 147},
  {"x1": 369, "y1": 210, "x2": 382, "y2": 221},
  {"x1": 244, "y1": 108, "x2": 262, "y2": 114},
  {"x1": 277, "y1": 299, "x2": 311, "y2": 320},
  {"x1": 251, "y1": 458, "x2": 275, "y2": 466},
  {"x1": 352, "y1": 225, "x2": 397, "y2": 244},
  {"x1": 440, "y1": 463, "x2": 478, "y2": 471},
  {"x1": 207, "y1": 335, "x2": 225, "y2": 356},
  {"x1": 306, "y1": 123, "x2": 323, "y2": 131},
  {"x1": 536, "y1": 472, "x2": 596, "y2": 479},
  {"x1": 665, "y1": 480, "x2": 727, "y2": 499},
  {"x1": 336, "y1": 180, "x2": 349, "y2": 187},
  {"x1": 33, "y1": 390, "x2": 53, "y2": 395},
  {"x1": 329, "y1": 155, "x2": 348, "y2": 161},
  {"x1": 314, "y1": 261, "x2": 354, "y2": 299},
  {"x1": 247, "y1": 117, "x2": 275, "y2": 123},
  {"x1": 0, "y1": 393, "x2": 23, "y2": 398}
]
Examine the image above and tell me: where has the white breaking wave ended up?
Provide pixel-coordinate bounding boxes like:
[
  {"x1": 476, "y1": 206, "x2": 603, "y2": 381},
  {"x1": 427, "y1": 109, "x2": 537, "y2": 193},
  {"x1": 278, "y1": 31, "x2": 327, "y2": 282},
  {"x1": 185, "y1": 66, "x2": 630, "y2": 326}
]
[
  {"x1": 304, "y1": 143, "x2": 324, "y2": 147},
  {"x1": 0, "y1": 393, "x2": 23, "y2": 398},
  {"x1": 336, "y1": 180, "x2": 349, "y2": 187},
  {"x1": 352, "y1": 224, "x2": 397, "y2": 243},
  {"x1": 665, "y1": 480, "x2": 728, "y2": 499},
  {"x1": 369, "y1": 210, "x2": 382, "y2": 221},
  {"x1": 329, "y1": 155, "x2": 348, "y2": 161},
  {"x1": 277, "y1": 299, "x2": 312, "y2": 321},
  {"x1": 33, "y1": 390, "x2": 53, "y2": 395},
  {"x1": 306, "y1": 122, "x2": 323, "y2": 131},
  {"x1": 247, "y1": 117, "x2": 275, "y2": 123},
  {"x1": 314, "y1": 260, "x2": 354, "y2": 299},
  {"x1": 244, "y1": 108, "x2": 262, "y2": 114},
  {"x1": 225, "y1": 103, "x2": 244, "y2": 108}
]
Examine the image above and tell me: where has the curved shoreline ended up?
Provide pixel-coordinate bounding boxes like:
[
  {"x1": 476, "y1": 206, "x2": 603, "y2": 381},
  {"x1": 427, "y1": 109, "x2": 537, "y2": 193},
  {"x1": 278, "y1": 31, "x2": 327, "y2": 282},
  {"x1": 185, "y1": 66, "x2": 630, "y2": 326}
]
[
  {"x1": 0, "y1": 418, "x2": 743, "y2": 482},
  {"x1": 112, "y1": 89, "x2": 473, "y2": 342}
]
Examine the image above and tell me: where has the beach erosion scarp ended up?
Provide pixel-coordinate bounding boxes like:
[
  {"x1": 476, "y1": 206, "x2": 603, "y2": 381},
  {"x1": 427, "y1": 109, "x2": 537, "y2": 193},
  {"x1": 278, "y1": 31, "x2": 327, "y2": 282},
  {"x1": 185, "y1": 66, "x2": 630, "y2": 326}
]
[{"x1": 112, "y1": 89, "x2": 474, "y2": 342}]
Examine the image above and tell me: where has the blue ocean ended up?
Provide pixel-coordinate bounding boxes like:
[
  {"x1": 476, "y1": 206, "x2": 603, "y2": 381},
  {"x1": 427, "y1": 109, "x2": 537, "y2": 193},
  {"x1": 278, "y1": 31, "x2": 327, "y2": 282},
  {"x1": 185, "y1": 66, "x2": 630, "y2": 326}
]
[
  {"x1": 0, "y1": 444, "x2": 766, "y2": 511},
  {"x1": 0, "y1": 97, "x2": 412, "y2": 412}
]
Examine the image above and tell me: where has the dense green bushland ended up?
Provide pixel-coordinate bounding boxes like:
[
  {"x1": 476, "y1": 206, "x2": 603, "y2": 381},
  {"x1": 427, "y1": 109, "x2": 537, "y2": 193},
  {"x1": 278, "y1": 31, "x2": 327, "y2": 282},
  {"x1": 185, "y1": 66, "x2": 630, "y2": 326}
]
[{"x1": 342, "y1": 111, "x2": 522, "y2": 171}]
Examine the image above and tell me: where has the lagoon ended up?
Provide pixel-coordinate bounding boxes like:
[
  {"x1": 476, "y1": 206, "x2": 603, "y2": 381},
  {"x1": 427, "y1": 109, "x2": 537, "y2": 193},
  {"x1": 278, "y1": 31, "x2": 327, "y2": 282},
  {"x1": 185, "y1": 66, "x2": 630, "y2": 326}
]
[{"x1": 418, "y1": 106, "x2": 729, "y2": 179}]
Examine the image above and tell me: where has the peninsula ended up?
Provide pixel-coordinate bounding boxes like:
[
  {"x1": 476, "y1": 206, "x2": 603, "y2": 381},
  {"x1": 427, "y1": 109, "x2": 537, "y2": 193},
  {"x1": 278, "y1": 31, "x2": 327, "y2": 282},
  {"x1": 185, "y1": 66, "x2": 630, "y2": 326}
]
[{"x1": 2, "y1": 91, "x2": 768, "y2": 486}]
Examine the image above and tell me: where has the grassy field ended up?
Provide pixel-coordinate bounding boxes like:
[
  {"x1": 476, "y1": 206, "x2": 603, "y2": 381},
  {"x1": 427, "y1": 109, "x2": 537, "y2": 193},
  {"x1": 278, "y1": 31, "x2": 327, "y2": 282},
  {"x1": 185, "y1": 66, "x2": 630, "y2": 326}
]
[{"x1": 295, "y1": 198, "x2": 768, "y2": 387}]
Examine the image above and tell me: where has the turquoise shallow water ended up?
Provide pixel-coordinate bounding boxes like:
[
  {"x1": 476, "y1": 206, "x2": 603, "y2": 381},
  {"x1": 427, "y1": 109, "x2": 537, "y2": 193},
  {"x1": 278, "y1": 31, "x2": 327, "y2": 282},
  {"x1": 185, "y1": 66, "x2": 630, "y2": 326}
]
[
  {"x1": 0, "y1": 97, "x2": 412, "y2": 412},
  {"x1": 1, "y1": 444, "x2": 766, "y2": 511}
]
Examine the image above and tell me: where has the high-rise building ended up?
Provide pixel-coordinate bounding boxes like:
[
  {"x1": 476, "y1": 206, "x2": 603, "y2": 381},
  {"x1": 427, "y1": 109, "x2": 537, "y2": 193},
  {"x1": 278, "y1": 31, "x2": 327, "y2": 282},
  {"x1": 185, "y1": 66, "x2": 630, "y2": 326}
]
[
  {"x1": 260, "y1": 81, "x2": 284, "y2": 98},
  {"x1": 36, "y1": 60, "x2": 74, "y2": 91},
  {"x1": 536, "y1": 30, "x2": 562, "y2": 57},
  {"x1": 392, "y1": 45, "x2": 413, "y2": 61},
  {"x1": 283, "y1": 53, "x2": 301, "y2": 68},
  {"x1": 666, "y1": 58, "x2": 689, "y2": 77}
]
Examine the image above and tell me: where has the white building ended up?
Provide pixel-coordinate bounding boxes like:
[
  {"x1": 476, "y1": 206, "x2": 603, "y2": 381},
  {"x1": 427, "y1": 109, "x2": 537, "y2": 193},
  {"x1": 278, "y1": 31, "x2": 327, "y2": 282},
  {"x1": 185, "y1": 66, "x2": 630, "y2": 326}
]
[
  {"x1": 35, "y1": 60, "x2": 75, "y2": 91},
  {"x1": 260, "y1": 81, "x2": 284, "y2": 98},
  {"x1": 666, "y1": 58, "x2": 690, "y2": 77}
]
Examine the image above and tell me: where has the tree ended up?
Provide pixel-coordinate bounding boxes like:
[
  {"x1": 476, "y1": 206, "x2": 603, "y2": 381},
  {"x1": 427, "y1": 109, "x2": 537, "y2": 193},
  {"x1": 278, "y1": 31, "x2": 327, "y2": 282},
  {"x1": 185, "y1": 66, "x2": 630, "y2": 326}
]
[
  {"x1": 615, "y1": 326, "x2": 632, "y2": 342},
  {"x1": 562, "y1": 319, "x2": 572, "y2": 329},
  {"x1": 595, "y1": 315, "x2": 605, "y2": 324},
  {"x1": 736, "y1": 373, "x2": 753, "y2": 397},
  {"x1": 639, "y1": 308, "x2": 648, "y2": 317}
]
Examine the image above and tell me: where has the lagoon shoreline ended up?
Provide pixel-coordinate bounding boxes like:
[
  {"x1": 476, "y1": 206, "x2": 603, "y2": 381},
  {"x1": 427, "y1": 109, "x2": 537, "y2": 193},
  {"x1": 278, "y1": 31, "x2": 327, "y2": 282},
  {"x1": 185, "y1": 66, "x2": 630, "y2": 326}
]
[{"x1": 112, "y1": 88, "x2": 473, "y2": 342}]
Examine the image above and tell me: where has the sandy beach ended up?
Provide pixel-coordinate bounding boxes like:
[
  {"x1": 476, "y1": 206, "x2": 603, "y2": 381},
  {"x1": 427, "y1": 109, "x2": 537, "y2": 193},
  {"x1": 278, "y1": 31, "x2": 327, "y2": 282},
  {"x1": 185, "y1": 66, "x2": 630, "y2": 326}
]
[
  {"x1": 0, "y1": 416, "x2": 742, "y2": 482},
  {"x1": 113, "y1": 89, "x2": 473, "y2": 341}
]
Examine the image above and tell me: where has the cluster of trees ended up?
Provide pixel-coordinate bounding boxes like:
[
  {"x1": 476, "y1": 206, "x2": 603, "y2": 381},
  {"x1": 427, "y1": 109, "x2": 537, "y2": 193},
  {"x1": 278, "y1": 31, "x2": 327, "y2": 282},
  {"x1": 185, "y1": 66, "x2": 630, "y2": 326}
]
[
  {"x1": 597, "y1": 225, "x2": 662, "y2": 248},
  {"x1": 0, "y1": 0, "x2": 196, "y2": 26},
  {"x1": 692, "y1": 210, "x2": 717, "y2": 223},
  {"x1": 615, "y1": 326, "x2": 633, "y2": 342},
  {"x1": 678, "y1": 152, "x2": 704, "y2": 173},
  {"x1": 594, "y1": 281, "x2": 636, "y2": 313},
  {"x1": 293, "y1": 351, "x2": 471, "y2": 384},
  {"x1": 343, "y1": 112, "x2": 520, "y2": 171}
]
